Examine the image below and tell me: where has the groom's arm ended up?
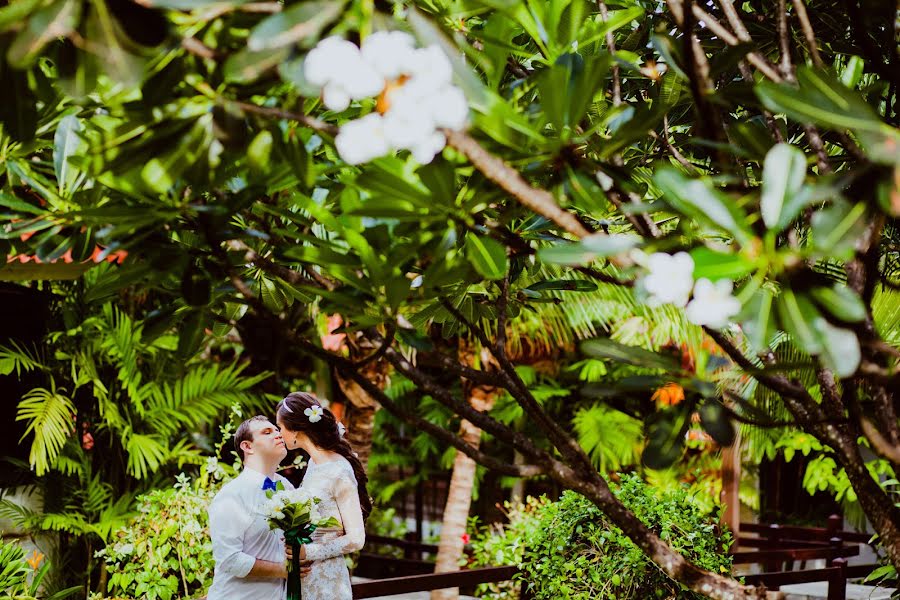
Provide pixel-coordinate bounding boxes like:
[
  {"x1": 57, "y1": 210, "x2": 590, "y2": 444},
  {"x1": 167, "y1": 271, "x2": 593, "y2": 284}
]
[
  {"x1": 247, "y1": 559, "x2": 287, "y2": 578},
  {"x1": 209, "y1": 497, "x2": 265, "y2": 578}
]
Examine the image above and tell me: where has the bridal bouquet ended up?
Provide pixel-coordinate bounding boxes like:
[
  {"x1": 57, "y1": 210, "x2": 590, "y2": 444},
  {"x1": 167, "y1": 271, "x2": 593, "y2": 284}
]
[{"x1": 262, "y1": 485, "x2": 339, "y2": 600}]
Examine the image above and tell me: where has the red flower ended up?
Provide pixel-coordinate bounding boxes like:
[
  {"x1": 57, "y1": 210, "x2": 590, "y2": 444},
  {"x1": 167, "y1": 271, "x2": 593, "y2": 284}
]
[
  {"x1": 460, "y1": 533, "x2": 470, "y2": 544},
  {"x1": 82, "y1": 432, "x2": 94, "y2": 451}
]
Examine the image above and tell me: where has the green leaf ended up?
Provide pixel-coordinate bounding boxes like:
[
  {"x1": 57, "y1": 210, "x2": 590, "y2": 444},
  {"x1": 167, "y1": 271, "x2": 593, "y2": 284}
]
[
  {"x1": 465, "y1": 235, "x2": 508, "y2": 280},
  {"x1": 224, "y1": 46, "x2": 291, "y2": 83},
  {"x1": 654, "y1": 167, "x2": 754, "y2": 246},
  {"x1": 247, "y1": 0, "x2": 345, "y2": 51},
  {"x1": 699, "y1": 402, "x2": 735, "y2": 447},
  {"x1": 7, "y1": 0, "x2": 81, "y2": 68},
  {"x1": 809, "y1": 284, "x2": 867, "y2": 323},
  {"x1": 775, "y1": 288, "x2": 824, "y2": 355},
  {"x1": 814, "y1": 320, "x2": 860, "y2": 378},
  {"x1": 538, "y1": 234, "x2": 639, "y2": 266},
  {"x1": 756, "y1": 66, "x2": 900, "y2": 164},
  {"x1": 756, "y1": 66, "x2": 882, "y2": 134},
  {"x1": 739, "y1": 287, "x2": 775, "y2": 353},
  {"x1": 760, "y1": 143, "x2": 807, "y2": 231},
  {"x1": 581, "y1": 338, "x2": 681, "y2": 371},
  {"x1": 689, "y1": 247, "x2": 755, "y2": 281},
  {"x1": 54, "y1": 113, "x2": 86, "y2": 196},
  {"x1": 810, "y1": 200, "x2": 868, "y2": 260},
  {"x1": 526, "y1": 279, "x2": 598, "y2": 292},
  {"x1": 642, "y1": 409, "x2": 688, "y2": 470}
]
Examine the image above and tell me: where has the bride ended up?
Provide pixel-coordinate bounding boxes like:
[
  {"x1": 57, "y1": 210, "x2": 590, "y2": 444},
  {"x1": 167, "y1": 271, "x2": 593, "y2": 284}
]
[{"x1": 276, "y1": 391, "x2": 370, "y2": 600}]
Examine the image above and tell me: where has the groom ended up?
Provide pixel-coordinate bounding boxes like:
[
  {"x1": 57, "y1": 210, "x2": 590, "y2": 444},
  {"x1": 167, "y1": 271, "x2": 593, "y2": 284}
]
[{"x1": 207, "y1": 415, "x2": 306, "y2": 599}]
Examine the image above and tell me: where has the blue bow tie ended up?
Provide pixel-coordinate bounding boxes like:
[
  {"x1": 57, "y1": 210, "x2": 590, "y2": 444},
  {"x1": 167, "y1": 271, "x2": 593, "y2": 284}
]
[{"x1": 262, "y1": 477, "x2": 278, "y2": 492}]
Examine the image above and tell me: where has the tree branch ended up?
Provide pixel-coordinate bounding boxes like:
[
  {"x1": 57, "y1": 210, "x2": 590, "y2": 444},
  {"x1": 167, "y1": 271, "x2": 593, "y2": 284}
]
[
  {"x1": 439, "y1": 297, "x2": 597, "y2": 472},
  {"x1": 443, "y1": 129, "x2": 592, "y2": 239}
]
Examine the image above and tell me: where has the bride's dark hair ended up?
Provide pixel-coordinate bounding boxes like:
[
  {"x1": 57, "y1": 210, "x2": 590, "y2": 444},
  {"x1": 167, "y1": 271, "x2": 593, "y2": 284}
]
[{"x1": 276, "y1": 391, "x2": 371, "y2": 520}]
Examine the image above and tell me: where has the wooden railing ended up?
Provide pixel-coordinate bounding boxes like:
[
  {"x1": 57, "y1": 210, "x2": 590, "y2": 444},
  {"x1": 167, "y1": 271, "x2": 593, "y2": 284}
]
[{"x1": 351, "y1": 516, "x2": 883, "y2": 599}]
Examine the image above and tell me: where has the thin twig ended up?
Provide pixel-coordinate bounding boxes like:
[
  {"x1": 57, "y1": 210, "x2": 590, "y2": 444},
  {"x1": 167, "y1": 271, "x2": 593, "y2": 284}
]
[
  {"x1": 692, "y1": 5, "x2": 783, "y2": 82},
  {"x1": 776, "y1": 0, "x2": 794, "y2": 80},
  {"x1": 233, "y1": 101, "x2": 338, "y2": 137},
  {"x1": 599, "y1": 1, "x2": 622, "y2": 106},
  {"x1": 790, "y1": 0, "x2": 824, "y2": 67}
]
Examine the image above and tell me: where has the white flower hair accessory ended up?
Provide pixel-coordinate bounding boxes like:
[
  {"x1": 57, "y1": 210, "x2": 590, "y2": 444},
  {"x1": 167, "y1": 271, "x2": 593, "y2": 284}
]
[
  {"x1": 337, "y1": 422, "x2": 346, "y2": 438},
  {"x1": 304, "y1": 405, "x2": 324, "y2": 423}
]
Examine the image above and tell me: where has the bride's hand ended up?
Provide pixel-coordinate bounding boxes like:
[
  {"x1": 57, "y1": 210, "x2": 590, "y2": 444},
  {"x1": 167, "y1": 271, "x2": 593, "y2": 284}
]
[{"x1": 284, "y1": 543, "x2": 313, "y2": 578}]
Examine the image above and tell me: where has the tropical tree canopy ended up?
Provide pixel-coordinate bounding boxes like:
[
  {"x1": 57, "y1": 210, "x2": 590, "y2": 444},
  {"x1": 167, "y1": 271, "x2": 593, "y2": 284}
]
[{"x1": 1, "y1": 0, "x2": 899, "y2": 598}]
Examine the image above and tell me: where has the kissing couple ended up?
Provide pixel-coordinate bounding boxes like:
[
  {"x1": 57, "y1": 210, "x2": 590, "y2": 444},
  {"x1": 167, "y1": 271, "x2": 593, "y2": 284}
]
[{"x1": 206, "y1": 391, "x2": 370, "y2": 600}]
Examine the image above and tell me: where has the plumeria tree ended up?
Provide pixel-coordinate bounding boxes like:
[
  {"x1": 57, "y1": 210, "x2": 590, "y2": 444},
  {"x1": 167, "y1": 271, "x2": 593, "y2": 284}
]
[{"x1": 1, "y1": 0, "x2": 899, "y2": 598}]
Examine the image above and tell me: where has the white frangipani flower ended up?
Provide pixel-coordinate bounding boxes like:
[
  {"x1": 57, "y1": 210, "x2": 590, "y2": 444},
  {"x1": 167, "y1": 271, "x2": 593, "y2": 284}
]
[
  {"x1": 640, "y1": 252, "x2": 695, "y2": 307},
  {"x1": 685, "y1": 278, "x2": 742, "y2": 328},
  {"x1": 304, "y1": 37, "x2": 384, "y2": 111},
  {"x1": 303, "y1": 33, "x2": 470, "y2": 165},
  {"x1": 361, "y1": 31, "x2": 418, "y2": 78},
  {"x1": 304, "y1": 404, "x2": 324, "y2": 423},
  {"x1": 335, "y1": 113, "x2": 390, "y2": 164}
]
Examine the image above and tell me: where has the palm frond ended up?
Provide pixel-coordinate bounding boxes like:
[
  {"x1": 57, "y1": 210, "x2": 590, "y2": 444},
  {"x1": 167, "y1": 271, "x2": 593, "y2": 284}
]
[
  {"x1": 143, "y1": 362, "x2": 270, "y2": 436},
  {"x1": 0, "y1": 340, "x2": 45, "y2": 376},
  {"x1": 93, "y1": 304, "x2": 145, "y2": 409},
  {"x1": 873, "y1": 287, "x2": 900, "y2": 345},
  {"x1": 16, "y1": 384, "x2": 76, "y2": 476},
  {"x1": 123, "y1": 432, "x2": 168, "y2": 480},
  {"x1": 573, "y1": 405, "x2": 643, "y2": 472}
]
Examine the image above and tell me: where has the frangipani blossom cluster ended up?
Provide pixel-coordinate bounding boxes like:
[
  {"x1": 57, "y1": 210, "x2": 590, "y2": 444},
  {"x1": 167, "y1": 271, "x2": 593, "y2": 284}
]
[
  {"x1": 636, "y1": 251, "x2": 741, "y2": 329},
  {"x1": 304, "y1": 31, "x2": 469, "y2": 165}
]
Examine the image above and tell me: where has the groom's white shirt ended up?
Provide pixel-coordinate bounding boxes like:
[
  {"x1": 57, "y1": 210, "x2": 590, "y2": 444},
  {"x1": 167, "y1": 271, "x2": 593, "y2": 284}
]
[{"x1": 207, "y1": 466, "x2": 294, "y2": 600}]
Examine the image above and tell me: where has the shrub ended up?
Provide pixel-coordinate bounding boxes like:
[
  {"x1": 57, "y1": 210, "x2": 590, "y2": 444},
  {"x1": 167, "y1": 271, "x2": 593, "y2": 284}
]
[
  {"x1": 470, "y1": 474, "x2": 733, "y2": 600},
  {"x1": 94, "y1": 471, "x2": 223, "y2": 600}
]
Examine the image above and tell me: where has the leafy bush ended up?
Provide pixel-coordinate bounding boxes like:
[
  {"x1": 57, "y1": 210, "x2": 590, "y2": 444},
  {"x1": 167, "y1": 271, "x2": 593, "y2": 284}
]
[
  {"x1": 94, "y1": 470, "x2": 226, "y2": 600},
  {"x1": 470, "y1": 474, "x2": 733, "y2": 599}
]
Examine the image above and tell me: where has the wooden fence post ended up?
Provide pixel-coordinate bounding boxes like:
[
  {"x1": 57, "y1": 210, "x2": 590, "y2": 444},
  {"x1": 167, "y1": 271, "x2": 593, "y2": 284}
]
[{"x1": 827, "y1": 557, "x2": 847, "y2": 600}]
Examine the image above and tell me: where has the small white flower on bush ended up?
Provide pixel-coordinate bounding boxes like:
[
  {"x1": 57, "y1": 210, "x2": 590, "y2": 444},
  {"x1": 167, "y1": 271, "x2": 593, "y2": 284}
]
[
  {"x1": 639, "y1": 252, "x2": 695, "y2": 307},
  {"x1": 306, "y1": 32, "x2": 469, "y2": 165},
  {"x1": 304, "y1": 404, "x2": 324, "y2": 423},
  {"x1": 685, "y1": 278, "x2": 742, "y2": 328}
]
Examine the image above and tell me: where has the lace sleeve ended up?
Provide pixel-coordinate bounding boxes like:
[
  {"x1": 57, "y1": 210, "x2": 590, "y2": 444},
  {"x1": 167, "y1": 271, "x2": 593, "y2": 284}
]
[{"x1": 304, "y1": 470, "x2": 365, "y2": 561}]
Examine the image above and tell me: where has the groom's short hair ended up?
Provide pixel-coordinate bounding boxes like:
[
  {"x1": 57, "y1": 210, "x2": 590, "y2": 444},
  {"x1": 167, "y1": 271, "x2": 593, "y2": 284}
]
[{"x1": 234, "y1": 415, "x2": 269, "y2": 462}]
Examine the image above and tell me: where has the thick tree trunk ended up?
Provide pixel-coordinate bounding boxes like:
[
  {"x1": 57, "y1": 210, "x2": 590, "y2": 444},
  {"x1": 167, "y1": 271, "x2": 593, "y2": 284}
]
[
  {"x1": 431, "y1": 385, "x2": 498, "y2": 600},
  {"x1": 336, "y1": 367, "x2": 385, "y2": 470}
]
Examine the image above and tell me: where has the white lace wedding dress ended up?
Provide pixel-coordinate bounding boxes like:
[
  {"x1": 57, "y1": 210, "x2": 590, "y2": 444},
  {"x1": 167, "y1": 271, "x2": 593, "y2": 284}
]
[{"x1": 300, "y1": 456, "x2": 365, "y2": 600}]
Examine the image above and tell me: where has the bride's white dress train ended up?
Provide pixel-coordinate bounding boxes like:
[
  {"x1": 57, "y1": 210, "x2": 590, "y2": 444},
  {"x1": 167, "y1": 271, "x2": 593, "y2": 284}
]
[{"x1": 300, "y1": 457, "x2": 365, "y2": 600}]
